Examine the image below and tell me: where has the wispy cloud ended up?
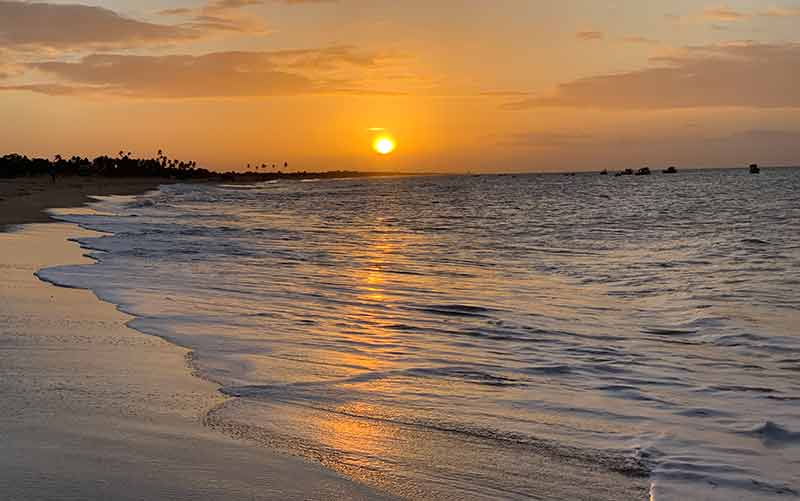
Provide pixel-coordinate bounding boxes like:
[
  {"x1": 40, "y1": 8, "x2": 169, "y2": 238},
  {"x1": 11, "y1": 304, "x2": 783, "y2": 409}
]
[
  {"x1": 576, "y1": 31, "x2": 604, "y2": 41},
  {"x1": 760, "y1": 6, "x2": 800, "y2": 17},
  {"x1": 669, "y1": 4, "x2": 800, "y2": 25},
  {"x1": 0, "y1": 1, "x2": 201, "y2": 50},
  {"x1": 619, "y1": 36, "x2": 660, "y2": 45},
  {"x1": 9, "y1": 47, "x2": 402, "y2": 98},
  {"x1": 0, "y1": 49, "x2": 23, "y2": 79},
  {"x1": 480, "y1": 90, "x2": 536, "y2": 97},
  {"x1": 156, "y1": 0, "x2": 336, "y2": 33},
  {"x1": 505, "y1": 43, "x2": 800, "y2": 110},
  {"x1": 158, "y1": 7, "x2": 196, "y2": 16},
  {"x1": 703, "y1": 6, "x2": 749, "y2": 22}
]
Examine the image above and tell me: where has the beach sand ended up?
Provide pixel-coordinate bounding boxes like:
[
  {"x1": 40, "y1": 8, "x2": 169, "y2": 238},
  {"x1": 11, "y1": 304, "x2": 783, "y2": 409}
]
[
  {"x1": 0, "y1": 183, "x2": 391, "y2": 500},
  {"x1": 0, "y1": 176, "x2": 172, "y2": 230}
]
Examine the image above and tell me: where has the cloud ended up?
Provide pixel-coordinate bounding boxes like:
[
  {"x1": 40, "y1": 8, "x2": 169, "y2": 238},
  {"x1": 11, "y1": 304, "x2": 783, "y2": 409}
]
[
  {"x1": 156, "y1": 0, "x2": 287, "y2": 34},
  {"x1": 0, "y1": 1, "x2": 200, "y2": 50},
  {"x1": 13, "y1": 47, "x2": 397, "y2": 98},
  {"x1": 0, "y1": 82, "x2": 102, "y2": 96},
  {"x1": 619, "y1": 36, "x2": 659, "y2": 45},
  {"x1": 158, "y1": 7, "x2": 196, "y2": 16},
  {"x1": 505, "y1": 43, "x2": 800, "y2": 110},
  {"x1": 162, "y1": 0, "x2": 334, "y2": 17},
  {"x1": 670, "y1": 5, "x2": 800, "y2": 25},
  {"x1": 576, "y1": 31, "x2": 604, "y2": 41},
  {"x1": 665, "y1": 6, "x2": 750, "y2": 25},
  {"x1": 0, "y1": 65, "x2": 18, "y2": 79},
  {"x1": 480, "y1": 90, "x2": 535, "y2": 97},
  {"x1": 703, "y1": 6, "x2": 749, "y2": 22},
  {"x1": 187, "y1": 14, "x2": 267, "y2": 33},
  {"x1": 0, "y1": 49, "x2": 23, "y2": 78},
  {"x1": 201, "y1": 0, "x2": 264, "y2": 15},
  {"x1": 706, "y1": 5, "x2": 800, "y2": 21},
  {"x1": 760, "y1": 7, "x2": 800, "y2": 17}
]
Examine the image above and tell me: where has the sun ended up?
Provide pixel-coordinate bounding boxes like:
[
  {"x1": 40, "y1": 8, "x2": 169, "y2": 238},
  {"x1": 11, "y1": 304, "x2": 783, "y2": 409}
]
[{"x1": 373, "y1": 136, "x2": 396, "y2": 155}]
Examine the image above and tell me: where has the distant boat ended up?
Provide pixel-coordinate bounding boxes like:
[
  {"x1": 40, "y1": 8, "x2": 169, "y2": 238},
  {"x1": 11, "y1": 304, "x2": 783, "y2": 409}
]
[
  {"x1": 635, "y1": 167, "x2": 652, "y2": 176},
  {"x1": 615, "y1": 168, "x2": 634, "y2": 177},
  {"x1": 600, "y1": 169, "x2": 608, "y2": 175},
  {"x1": 750, "y1": 164, "x2": 761, "y2": 174},
  {"x1": 663, "y1": 166, "x2": 678, "y2": 174}
]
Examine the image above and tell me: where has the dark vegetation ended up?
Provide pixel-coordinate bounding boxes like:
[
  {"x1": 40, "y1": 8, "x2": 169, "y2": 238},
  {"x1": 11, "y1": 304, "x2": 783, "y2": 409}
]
[
  {"x1": 0, "y1": 151, "x2": 393, "y2": 181},
  {"x1": 1, "y1": 151, "x2": 211, "y2": 179}
]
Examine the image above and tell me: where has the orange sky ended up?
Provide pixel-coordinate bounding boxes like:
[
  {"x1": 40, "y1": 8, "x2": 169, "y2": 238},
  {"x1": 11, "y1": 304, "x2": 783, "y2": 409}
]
[{"x1": 1, "y1": 0, "x2": 799, "y2": 172}]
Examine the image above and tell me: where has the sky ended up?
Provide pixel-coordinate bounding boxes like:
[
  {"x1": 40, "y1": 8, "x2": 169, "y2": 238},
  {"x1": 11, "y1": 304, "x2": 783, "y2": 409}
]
[{"x1": 1, "y1": 0, "x2": 799, "y2": 172}]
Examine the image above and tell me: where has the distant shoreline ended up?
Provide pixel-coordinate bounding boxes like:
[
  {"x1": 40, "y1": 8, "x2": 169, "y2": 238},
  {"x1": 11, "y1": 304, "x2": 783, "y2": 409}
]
[
  {"x1": 0, "y1": 151, "x2": 421, "y2": 183},
  {"x1": 3, "y1": 164, "x2": 796, "y2": 230},
  {"x1": 4, "y1": 152, "x2": 798, "y2": 181}
]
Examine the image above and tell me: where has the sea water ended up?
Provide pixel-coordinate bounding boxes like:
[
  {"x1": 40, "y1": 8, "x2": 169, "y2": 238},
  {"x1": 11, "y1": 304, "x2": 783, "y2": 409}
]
[{"x1": 40, "y1": 169, "x2": 800, "y2": 499}]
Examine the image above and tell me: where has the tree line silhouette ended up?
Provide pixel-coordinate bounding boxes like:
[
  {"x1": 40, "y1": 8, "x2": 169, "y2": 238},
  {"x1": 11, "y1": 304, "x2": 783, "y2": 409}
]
[
  {"x1": 0, "y1": 151, "x2": 388, "y2": 181},
  {"x1": 1, "y1": 151, "x2": 211, "y2": 179}
]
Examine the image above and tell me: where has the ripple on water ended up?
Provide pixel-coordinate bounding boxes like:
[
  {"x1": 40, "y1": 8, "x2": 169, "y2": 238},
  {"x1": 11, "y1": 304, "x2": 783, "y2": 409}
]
[{"x1": 41, "y1": 171, "x2": 800, "y2": 500}]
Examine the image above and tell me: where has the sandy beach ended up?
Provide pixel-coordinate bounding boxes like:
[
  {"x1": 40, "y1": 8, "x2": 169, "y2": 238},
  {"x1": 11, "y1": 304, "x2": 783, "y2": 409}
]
[
  {"x1": 0, "y1": 176, "x2": 172, "y2": 230},
  {"x1": 0, "y1": 180, "x2": 391, "y2": 500}
]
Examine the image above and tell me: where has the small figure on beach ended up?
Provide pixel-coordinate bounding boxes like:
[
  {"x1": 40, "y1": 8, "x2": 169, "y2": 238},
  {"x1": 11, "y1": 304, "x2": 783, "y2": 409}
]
[
  {"x1": 750, "y1": 164, "x2": 761, "y2": 174},
  {"x1": 49, "y1": 165, "x2": 56, "y2": 184}
]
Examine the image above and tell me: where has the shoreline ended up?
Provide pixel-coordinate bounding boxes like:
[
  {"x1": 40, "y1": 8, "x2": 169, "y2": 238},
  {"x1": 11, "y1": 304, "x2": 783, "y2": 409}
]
[
  {"x1": 0, "y1": 179, "x2": 653, "y2": 500},
  {"x1": 0, "y1": 184, "x2": 391, "y2": 499},
  {"x1": 0, "y1": 176, "x2": 173, "y2": 230}
]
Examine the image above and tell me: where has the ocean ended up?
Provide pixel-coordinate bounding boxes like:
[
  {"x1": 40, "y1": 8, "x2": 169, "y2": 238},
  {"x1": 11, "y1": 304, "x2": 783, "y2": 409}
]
[{"x1": 40, "y1": 168, "x2": 800, "y2": 499}]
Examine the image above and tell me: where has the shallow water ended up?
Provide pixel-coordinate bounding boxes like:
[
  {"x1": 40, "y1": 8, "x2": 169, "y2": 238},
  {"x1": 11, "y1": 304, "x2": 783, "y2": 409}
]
[{"x1": 42, "y1": 169, "x2": 800, "y2": 499}]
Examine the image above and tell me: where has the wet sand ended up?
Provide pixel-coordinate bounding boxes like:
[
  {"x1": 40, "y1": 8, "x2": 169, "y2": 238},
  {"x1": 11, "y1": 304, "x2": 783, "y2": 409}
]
[
  {"x1": 0, "y1": 176, "x2": 171, "y2": 230},
  {"x1": 0, "y1": 219, "x2": 390, "y2": 498}
]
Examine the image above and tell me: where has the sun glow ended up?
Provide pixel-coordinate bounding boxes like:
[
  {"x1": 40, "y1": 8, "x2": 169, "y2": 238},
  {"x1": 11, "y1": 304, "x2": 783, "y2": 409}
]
[{"x1": 373, "y1": 136, "x2": 396, "y2": 155}]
